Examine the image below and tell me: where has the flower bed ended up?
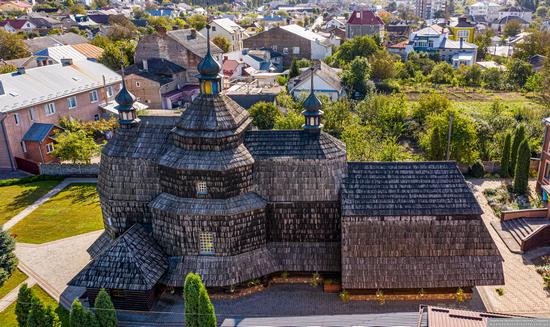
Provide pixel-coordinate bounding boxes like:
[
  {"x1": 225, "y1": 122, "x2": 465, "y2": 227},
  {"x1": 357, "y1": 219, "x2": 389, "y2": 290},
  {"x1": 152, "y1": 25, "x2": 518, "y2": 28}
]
[{"x1": 483, "y1": 183, "x2": 541, "y2": 217}]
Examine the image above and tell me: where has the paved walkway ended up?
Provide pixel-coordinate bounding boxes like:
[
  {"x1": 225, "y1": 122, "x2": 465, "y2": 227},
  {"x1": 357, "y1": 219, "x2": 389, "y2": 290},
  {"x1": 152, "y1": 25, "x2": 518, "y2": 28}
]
[
  {"x1": 2, "y1": 178, "x2": 97, "y2": 230},
  {"x1": 0, "y1": 274, "x2": 36, "y2": 312},
  {"x1": 470, "y1": 179, "x2": 550, "y2": 317}
]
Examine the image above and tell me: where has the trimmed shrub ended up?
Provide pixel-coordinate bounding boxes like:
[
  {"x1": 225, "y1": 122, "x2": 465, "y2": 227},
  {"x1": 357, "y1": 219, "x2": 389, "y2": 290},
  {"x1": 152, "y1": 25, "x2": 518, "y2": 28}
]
[
  {"x1": 470, "y1": 161, "x2": 485, "y2": 178},
  {"x1": 94, "y1": 288, "x2": 117, "y2": 327},
  {"x1": 198, "y1": 285, "x2": 216, "y2": 327},
  {"x1": 500, "y1": 132, "x2": 511, "y2": 178},
  {"x1": 184, "y1": 273, "x2": 201, "y2": 327},
  {"x1": 513, "y1": 140, "x2": 530, "y2": 194},
  {"x1": 510, "y1": 125, "x2": 525, "y2": 176}
]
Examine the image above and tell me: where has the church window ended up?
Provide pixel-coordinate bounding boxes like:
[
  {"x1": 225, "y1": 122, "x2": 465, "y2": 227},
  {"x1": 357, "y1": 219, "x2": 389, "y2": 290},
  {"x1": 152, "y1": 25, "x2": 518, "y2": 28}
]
[
  {"x1": 199, "y1": 232, "x2": 214, "y2": 255},
  {"x1": 196, "y1": 181, "x2": 208, "y2": 195}
]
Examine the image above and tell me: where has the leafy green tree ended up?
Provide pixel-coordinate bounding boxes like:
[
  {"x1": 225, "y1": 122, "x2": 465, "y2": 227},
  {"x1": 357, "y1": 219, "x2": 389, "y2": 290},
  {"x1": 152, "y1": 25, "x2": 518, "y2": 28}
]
[
  {"x1": 289, "y1": 60, "x2": 300, "y2": 78},
  {"x1": 500, "y1": 132, "x2": 511, "y2": 178},
  {"x1": 341, "y1": 57, "x2": 372, "y2": 99},
  {"x1": 524, "y1": 72, "x2": 543, "y2": 92},
  {"x1": 0, "y1": 64, "x2": 17, "y2": 74},
  {"x1": 274, "y1": 108, "x2": 303, "y2": 129},
  {"x1": 94, "y1": 288, "x2": 117, "y2": 327},
  {"x1": 378, "y1": 137, "x2": 410, "y2": 161},
  {"x1": 504, "y1": 20, "x2": 522, "y2": 37},
  {"x1": 456, "y1": 64, "x2": 482, "y2": 86},
  {"x1": 27, "y1": 296, "x2": 61, "y2": 327},
  {"x1": 369, "y1": 51, "x2": 397, "y2": 81},
  {"x1": 421, "y1": 110, "x2": 479, "y2": 164},
  {"x1": 52, "y1": 130, "x2": 101, "y2": 164},
  {"x1": 249, "y1": 102, "x2": 280, "y2": 129},
  {"x1": 340, "y1": 122, "x2": 379, "y2": 161},
  {"x1": 430, "y1": 62, "x2": 454, "y2": 84},
  {"x1": 510, "y1": 125, "x2": 525, "y2": 176},
  {"x1": 328, "y1": 35, "x2": 379, "y2": 67},
  {"x1": 428, "y1": 126, "x2": 444, "y2": 160},
  {"x1": 322, "y1": 98, "x2": 352, "y2": 137},
  {"x1": 187, "y1": 14, "x2": 208, "y2": 30},
  {"x1": 212, "y1": 36, "x2": 231, "y2": 52},
  {"x1": 184, "y1": 273, "x2": 201, "y2": 327},
  {"x1": 412, "y1": 93, "x2": 451, "y2": 125},
  {"x1": 481, "y1": 68, "x2": 506, "y2": 90},
  {"x1": 70, "y1": 4, "x2": 87, "y2": 15},
  {"x1": 0, "y1": 30, "x2": 30, "y2": 60},
  {"x1": 405, "y1": 52, "x2": 436, "y2": 77},
  {"x1": 513, "y1": 140, "x2": 531, "y2": 194},
  {"x1": 474, "y1": 29, "x2": 494, "y2": 60},
  {"x1": 147, "y1": 16, "x2": 174, "y2": 32},
  {"x1": 506, "y1": 58, "x2": 532, "y2": 88},
  {"x1": 92, "y1": 0, "x2": 110, "y2": 9},
  {"x1": 0, "y1": 227, "x2": 16, "y2": 287},
  {"x1": 198, "y1": 282, "x2": 216, "y2": 327},
  {"x1": 16, "y1": 284, "x2": 35, "y2": 327}
]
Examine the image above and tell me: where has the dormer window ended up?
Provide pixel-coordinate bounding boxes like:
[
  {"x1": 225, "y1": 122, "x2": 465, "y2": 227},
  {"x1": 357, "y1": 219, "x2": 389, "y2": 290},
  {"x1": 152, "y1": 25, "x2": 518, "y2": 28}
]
[
  {"x1": 196, "y1": 181, "x2": 208, "y2": 196},
  {"x1": 199, "y1": 232, "x2": 215, "y2": 255}
]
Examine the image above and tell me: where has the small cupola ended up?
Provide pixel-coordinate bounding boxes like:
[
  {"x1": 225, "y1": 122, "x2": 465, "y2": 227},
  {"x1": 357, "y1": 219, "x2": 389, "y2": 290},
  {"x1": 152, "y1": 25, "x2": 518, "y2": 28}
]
[
  {"x1": 196, "y1": 25, "x2": 222, "y2": 95},
  {"x1": 115, "y1": 67, "x2": 140, "y2": 128},
  {"x1": 302, "y1": 67, "x2": 323, "y2": 132}
]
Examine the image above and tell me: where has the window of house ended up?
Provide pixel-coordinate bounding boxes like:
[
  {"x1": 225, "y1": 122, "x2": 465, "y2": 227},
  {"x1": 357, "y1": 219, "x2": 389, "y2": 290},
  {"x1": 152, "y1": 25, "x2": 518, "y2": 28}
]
[
  {"x1": 196, "y1": 181, "x2": 208, "y2": 196},
  {"x1": 68, "y1": 96, "x2": 77, "y2": 109},
  {"x1": 292, "y1": 47, "x2": 300, "y2": 54},
  {"x1": 457, "y1": 30, "x2": 469, "y2": 39},
  {"x1": 21, "y1": 141, "x2": 26, "y2": 153},
  {"x1": 212, "y1": 26, "x2": 216, "y2": 31},
  {"x1": 283, "y1": 47, "x2": 289, "y2": 54},
  {"x1": 545, "y1": 162, "x2": 550, "y2": 180},
  {"x1": 89, "y1": 90, "x2": 99, "y2": 103},
  {"x1": 45, "y1": 143, "x2": 54, "y2": 154},
  {"x1": 272, "y1": 45, "x2": 277, "y2": 51},
  {"x1": 106, "y1": 86, "x2": 114, "y2": 98},
  {"x1": 199, "y1": 232, "x2": 215, "y2": 255},
  {"x1": 14, "y1": 113, "x2": 20, "y2": 126},
  {"x1": 136, "y1": 81, "x2": 141, "y2": 87},
  {"x1": 44, "y1": 102, "x2": 56, "y2": 116},
  {"x1": 29, "y1": 108, "x2": 36, "y2": 121}
]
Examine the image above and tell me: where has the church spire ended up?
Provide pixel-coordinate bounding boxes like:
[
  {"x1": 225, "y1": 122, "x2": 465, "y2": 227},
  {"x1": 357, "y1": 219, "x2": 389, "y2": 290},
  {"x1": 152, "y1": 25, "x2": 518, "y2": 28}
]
[
  {"x1": 115, "y1": 66, "x2": 140, "y2": 128},
  {"x1": 196, "y1": 25, "x2": 222, "y2": 95},
  {"x1": 302, "y1": 66, "x2": 323, "y2": 132}
]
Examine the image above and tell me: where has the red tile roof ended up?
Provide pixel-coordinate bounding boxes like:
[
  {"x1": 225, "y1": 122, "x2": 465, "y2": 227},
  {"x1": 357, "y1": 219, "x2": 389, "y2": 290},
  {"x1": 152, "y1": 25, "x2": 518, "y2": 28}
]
[
  {"x1": 346, "y1": 10, "x2": 384, "y2": 26},
  {"x1": 223, "y1": 59, "x2": 240, "y2": 75},
  {"x1": 388, "y1": 40, "x2": 408, "y2": 49},
  {"x1": 4, "y1": 19, "x2": 30, "y2": 30}
]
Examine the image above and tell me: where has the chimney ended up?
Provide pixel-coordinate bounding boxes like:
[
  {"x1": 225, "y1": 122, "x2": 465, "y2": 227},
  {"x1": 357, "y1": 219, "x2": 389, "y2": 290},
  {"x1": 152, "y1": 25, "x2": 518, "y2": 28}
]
[
  {"x1": 142, "y1": 59, "x2": 148, "y2": 72},
  {"x1": 190, "y1": 29, "x2": 197, "y2": 39},
  {"x1": 60, "y1": 58, "x2": 73, "y2": 66},
  {"x1": 17, "y1": 67, "x2": 25, "y2": 74}
]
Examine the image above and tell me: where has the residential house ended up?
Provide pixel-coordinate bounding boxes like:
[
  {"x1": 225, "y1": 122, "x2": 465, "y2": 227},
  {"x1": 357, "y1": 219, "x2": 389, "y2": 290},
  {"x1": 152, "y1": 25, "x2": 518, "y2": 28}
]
[
  {"x1": 222, "y1": 57, "x2": 245, "y2": 80},
  {"x1": 449, "y1": 16, "x2": 476, "y2": 43},
  {"x1": 325, "y1": 16, "x2": 346, "y2": 30},
  {"x1": 243, "y1": 24, "x2": 332, "y2": 67},
  {"x1": 385, "y1": 22, "x2": 411, "y2": 44},
  {"x1": 124, "y1": 58, "x2": 192, "y2": 109},
  {"x1": 345, "y1": 9, "x2": 385, "y2": 40},
  {"x1": 497, "y1": 6, "x2": 532, "y2": 23},
  {"x1": 0, "y1": 19, "x2": 36, "y2": 33},
  {"x1": 224, "y1": 80, "x2": 282, "y2": 108},
  {"x1": 529, "y1": 54, "x2": 547, "y2": 72},
  {"x1": 19, "y1": 13, "x2": 64, "y2": 33},
  {"x1": 23, "y1": 32, "x2": 88, "y2": 53},
  {"x1": 21, "y1": 44, "x2": 104, "y2": 68},
  {"x1": 200, "y1": 18, "x2": 246, "y2": 52},
  {"x1": 0, "y1": 60, "x2": 121, "y2": 170},
  {"x1": 415, "y1": 0, "x2": 446, "y2": 19},
  {"x1": 475, "y1": 61, "x2": 505, "y2": 70},
  {"x1": 467, "y1": 1, "x2": 502, "y2": 22},
  {"x1": 287, "y1": 62, "x2": 345, "y2": 101},
  {"x1": 134, "y1": 29, "x2": 223, "y2": 84},
  {"x1": 392, "y1": 25, "x2": 478, "y2": 68},
  {"x1": 144, "y1": 9, "x2": 176, "y2": 18},
  {"x1": 0, "y1": 1, "x2": 32, "y2": 14}
]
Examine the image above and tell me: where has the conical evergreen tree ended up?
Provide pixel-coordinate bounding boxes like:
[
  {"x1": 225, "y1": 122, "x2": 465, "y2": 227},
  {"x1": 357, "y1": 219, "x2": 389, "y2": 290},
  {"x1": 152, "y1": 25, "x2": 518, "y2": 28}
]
[
  {"x1": 16, "y1": 284, "x2": 35, "y2": 327},
  {"x1": 513, "y1": 140, "x2": 531, "y2": 194},
  {"x1": 184, "y1": 273, "x2": 201, "y2": 327},
  {"x1": 0, "y1": 227, "x2": 17, "y2": 287},
  {"x1": 84, "y1": 309, "x2": 99, "y2": 327},
  {"x1": 510, "y1": 125, "x2": 525, "y2": 176},
  {"x1": 26, "y1": 296, "x2": 50, "y2": 327},
  {"x1": 94, "y1": 289, "x2": 117, "y2": 327},
  {"x1": 70, "y1": 299, "x2": 87, "y2": 327},
  {"x1": 44, "y1": 305, "x2": 62, "y2": 327},
  {"x1": 500, "y1": 132, "x2": 511, "y2": 178},
  {"x1": 198, "y1": 284, "x2": 216, "y2": 327}
]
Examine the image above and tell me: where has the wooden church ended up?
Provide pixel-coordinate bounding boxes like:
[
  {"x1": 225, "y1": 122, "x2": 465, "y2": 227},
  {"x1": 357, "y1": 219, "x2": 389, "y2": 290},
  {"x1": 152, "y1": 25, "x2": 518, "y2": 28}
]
[{"x1": 70, "y1": 27, "x2": 504, "y2": 310}]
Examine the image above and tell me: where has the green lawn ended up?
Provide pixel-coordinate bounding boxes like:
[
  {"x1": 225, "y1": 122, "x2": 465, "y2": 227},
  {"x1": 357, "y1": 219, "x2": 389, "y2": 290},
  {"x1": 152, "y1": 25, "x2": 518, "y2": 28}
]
[
  {"x1": 10, "y1": 183, "x2": 103, "y2": 244},
  {"x1": 0, "y1": 269, "x2": 27, "y2": 299},
  {"x1": 0, "y1": 285, "x2": 69, "y2": 327},
  {"x1": 0, "y1": 181, "x2": 60, "y2": 224}
]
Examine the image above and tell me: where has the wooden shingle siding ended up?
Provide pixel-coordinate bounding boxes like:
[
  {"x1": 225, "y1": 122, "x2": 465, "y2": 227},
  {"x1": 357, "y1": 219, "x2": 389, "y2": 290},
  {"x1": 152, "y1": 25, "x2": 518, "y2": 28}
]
[{"x1": 268, "y1": 242, "x2": 341, "y2": 272}]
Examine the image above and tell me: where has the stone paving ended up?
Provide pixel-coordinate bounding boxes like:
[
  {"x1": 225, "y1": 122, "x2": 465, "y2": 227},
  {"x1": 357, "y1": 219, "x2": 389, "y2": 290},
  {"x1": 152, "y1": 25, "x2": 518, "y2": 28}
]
[{"x1": 470, "y1": 179, "x2": 550, "y2": 317}]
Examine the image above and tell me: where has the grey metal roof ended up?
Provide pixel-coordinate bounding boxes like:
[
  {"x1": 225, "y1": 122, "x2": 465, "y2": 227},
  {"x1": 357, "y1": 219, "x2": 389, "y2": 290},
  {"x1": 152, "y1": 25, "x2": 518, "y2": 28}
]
[
  {"x1": 23, "y1": 32, "x2": 88, "y2": 53},
  {"x1": 22, "y1": 123, "x2": 55, "y2": 142},
  {"x1": 342, "y1": 161, "x2": 482, "y2": 216},
  {"x1": 166, "y1": 29, "x2": 223, "y2": 58},
  {"x1": 0, "y1": 60, "x2": 121, "y2": 113}
]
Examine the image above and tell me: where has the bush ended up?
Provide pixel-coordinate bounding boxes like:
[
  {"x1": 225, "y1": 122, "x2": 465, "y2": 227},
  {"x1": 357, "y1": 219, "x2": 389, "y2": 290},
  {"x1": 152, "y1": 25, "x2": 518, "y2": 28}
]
[
  {"x1": 496, "y1": 288, "x2": 504, "y2": 296},
  {"x1": 339, "y1": 290, "x2": 350, "y2": 302},
  {"x1": 470, "y1": 161, "x2": 485, "y2": 178},
  {"x1": 184, "y1": 273, "x2": 215, "y2": 327},
  {"x1": 456, "y1": 287, "x2": 465, "y2": 302},
  {"x1": 248, "y1": 102, "x2": 280, "y2": 130},
  {"x1": 510, "y1": 125, "x2": 525, "y2": 176},
  {"x1": 0, "y1": 175, "x2": 64, "y2": 187}
]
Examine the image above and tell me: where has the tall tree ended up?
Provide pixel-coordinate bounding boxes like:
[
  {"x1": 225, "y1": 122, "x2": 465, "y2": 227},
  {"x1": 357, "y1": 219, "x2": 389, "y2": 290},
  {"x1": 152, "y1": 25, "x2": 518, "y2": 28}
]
[
  {"x1": 94, "y1": 289, "x2": 118, "y2": 327},
  {"x1": 248, "y1": 102, "x2": 280, "y2": 130},
  {"x1": 0, "y1": 29, "x2": 30, "y2": 60},
  {"x1": 513, "y1": 140, "x2": 531, "y2": 194},
  {"x1": 187, "y1": 14, "x2": 208, "y2": 30},
  {"x1": 52, "y1": 130, "x2": 101, "y2": 164},
  {"x1": 16, "y1": 284, "x2": 35, "y2": 327},
  {"x1": 500, "y1": 132, "x2": 512, "y2": 178},
  {"x1": 184, "y1": 273, "x2": 202, "y2": 327},
  {"x1": 341, "y1": 57, "x2": 373, "y2": 99},
  {"x1": 510, "y1": 125, "x2": 525, "y2": 176},
  {"x1": 198, "y1": 284, "x2": 216, "y2": 327},
  {"x1": 212, "y1": 36, "x2": 231, "y2": 53},
  {"x1": 0, "y1": 227, "x2": 16, "y2": 287},
  {"x1": 71, "y1": 299, "x2": 91, "y2": 327}
]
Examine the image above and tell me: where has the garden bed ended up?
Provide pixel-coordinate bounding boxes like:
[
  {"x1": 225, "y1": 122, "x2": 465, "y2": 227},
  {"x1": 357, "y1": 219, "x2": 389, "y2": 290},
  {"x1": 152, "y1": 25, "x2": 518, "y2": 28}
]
[{"x1": 483, "y1": 183, "x2": 541, "y2": 217}]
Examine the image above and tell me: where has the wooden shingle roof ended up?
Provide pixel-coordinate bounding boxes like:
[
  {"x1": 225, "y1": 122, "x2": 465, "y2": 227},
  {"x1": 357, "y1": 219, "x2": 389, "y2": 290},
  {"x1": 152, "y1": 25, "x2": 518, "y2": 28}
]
[
  {"x1": 244, "y1": 130, "x2": 346, "y2": 160},
  {"x1": 150, "y1": 192, "x2": 266, "y2": 216},
  {"x1": 342, "y1": 162, "x2": 482, "y2": 216},
  {"x1": 69, "y1": 224, "x2": 168, "y2": 290}
]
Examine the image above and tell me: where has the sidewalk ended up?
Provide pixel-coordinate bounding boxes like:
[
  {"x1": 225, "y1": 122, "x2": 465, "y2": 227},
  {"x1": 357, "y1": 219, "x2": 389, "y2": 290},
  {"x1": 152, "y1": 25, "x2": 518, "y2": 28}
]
[{"x1": 2, "y1": 178, "x2": 97, "y2": 230}]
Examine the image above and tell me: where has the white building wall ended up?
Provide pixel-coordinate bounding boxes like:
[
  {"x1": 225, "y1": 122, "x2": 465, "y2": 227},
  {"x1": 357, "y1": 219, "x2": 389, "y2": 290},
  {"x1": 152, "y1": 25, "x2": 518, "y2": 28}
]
[{"x1": 310, "y1": 41, "x2": 332, "y2": 60}]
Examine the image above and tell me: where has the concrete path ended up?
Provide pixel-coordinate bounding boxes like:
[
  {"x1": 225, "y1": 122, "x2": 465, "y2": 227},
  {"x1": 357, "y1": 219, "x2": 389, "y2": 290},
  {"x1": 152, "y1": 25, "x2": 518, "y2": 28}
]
[
  {"x1": 15, "y1": 230, "x2": 102, "y2": 307},
  {"x1": 2, "y1": 177, "x2": 97, "y2": 230},
  {"x1": 0, "y1": 275, "x2": 36, "y2": 312},
  {"x1": 470, "y1": 179, "x2": 550, "y2": 317}
]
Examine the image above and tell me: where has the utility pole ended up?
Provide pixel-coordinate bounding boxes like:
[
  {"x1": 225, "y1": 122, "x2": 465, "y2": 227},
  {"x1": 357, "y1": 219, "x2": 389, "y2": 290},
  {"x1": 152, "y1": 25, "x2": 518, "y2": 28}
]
[{"x1": 446, "y1": 111, "x2": 454, "y2": 161}]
